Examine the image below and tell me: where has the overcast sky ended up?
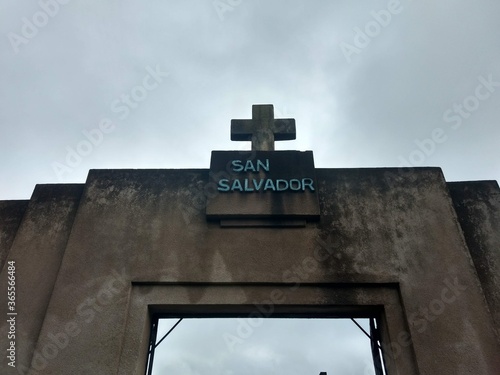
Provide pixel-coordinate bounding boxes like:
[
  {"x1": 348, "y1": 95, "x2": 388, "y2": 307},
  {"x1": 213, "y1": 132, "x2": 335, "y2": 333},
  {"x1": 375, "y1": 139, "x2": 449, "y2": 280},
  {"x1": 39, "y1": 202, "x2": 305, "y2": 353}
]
[
  {"x1": 1, "y1": 0, "x2": 499, "y2": 200},
  {"x1": 1, "y1": 0, "x2": 498, "y2": 373},
  {"x1": 152, "y1": 318, "x2": 376, "y2": 375}
]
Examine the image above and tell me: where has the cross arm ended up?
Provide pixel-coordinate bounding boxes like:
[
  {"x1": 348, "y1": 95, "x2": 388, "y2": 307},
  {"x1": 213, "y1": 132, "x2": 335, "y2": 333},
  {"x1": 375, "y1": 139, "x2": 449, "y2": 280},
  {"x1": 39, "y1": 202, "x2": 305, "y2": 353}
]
[
  {"x1": 230, "y1": 120, "x2": 254, "y2": 141},
  {"x1": 273, "y1": 119, "x2": 296, "y2": 141},
  {"x1": 230, "y1": 119, "x2": 296, "y2": 141}
]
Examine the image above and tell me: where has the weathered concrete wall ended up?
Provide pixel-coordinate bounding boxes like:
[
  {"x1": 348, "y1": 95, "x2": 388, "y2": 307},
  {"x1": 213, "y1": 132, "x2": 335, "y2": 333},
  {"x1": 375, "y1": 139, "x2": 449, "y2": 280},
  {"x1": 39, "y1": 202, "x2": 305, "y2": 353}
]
[
  {"x1": 0, "y1": 184, "x2": 83, "y2": 374},
  {"x1": 0, "y1": 200, "x2": 29, "y2": 270},
  {"x1": 448, "y1": 180, "x2": 500, "y2": 341},
  {"x1": 316, "y1": 169, "x2": 500, "y2": 374},
  {"x1": 0, "y1": 168, "x2": 499, "y2": 374}
]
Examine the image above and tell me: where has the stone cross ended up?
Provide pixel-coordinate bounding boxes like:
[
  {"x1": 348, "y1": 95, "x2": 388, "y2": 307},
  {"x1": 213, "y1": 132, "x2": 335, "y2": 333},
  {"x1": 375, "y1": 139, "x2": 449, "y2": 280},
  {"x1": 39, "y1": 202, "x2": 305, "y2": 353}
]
[{"x1": 231, "y1": 104, "x2": 296, "y2": 151}]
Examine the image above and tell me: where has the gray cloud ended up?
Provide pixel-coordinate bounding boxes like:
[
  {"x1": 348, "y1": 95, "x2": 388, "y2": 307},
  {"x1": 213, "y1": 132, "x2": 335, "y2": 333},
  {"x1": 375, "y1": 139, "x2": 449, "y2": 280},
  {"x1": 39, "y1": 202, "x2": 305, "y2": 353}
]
[
  {"x1": 152, "y1": 318, "x2": 375, "y2": 375},
  {"x1": 2, "y1": 0, "x2": 498, "y2": 199}
]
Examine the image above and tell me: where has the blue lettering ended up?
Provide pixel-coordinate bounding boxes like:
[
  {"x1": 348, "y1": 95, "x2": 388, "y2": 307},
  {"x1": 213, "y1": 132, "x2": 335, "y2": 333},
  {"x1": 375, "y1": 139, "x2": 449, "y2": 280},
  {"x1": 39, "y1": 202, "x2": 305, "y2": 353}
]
[
  {"x1": 276, "y1": 179, "x2": 289, "y2": 191},
  {"x1": 302, "y1": 178, "x2": 315, "y2": 191},
  {"x1": 231, "y1": 159, "x2": 271, "y2": 173},
  {"x1": 244, "y1": 160, "x2": 256, "y2": 172},
  {"x1": 257, "y1": 159, "x2": 270, "y2": 172},
  {"x1": 289, "y1": 179, "x2": 302, "y2": 191},
  {"x1": 218, "y1": 179, "x2": 230, "y2": 192},
  {"x1": 264, "y1": 179, "x2": 276, "y2": 191},
  {"x1": 253, "y1": 179, "x2": 265, "y2": 191},
  {"x1": 244, "y1": 179, "x2": 254, "y2": 191},
  {"x1": 231, "y1": 160, "x2": 244, "y2": 172},
  {"x1": 231, "y1": 179, "x2": 244, "y2": 191},
  {"x1": 218, "y1": 177, "x2": 315, "y2": 193}
]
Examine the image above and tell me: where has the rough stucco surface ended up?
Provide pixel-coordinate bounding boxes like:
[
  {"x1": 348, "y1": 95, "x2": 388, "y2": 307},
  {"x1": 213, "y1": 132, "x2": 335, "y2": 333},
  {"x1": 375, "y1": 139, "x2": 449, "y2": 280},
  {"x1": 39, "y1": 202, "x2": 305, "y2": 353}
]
[
  {"x1": 0, "y1": 200, "x2": 29, "y2": 270},
  {"x1": 0, "y1": 167, "x2": 499, "y2": 374},
  {"x1": 0, "y1": 184, "x2": 84, "y2": 374},
  {"x1": 448, "y1": 180, "x2": 500, "y2": 341}
]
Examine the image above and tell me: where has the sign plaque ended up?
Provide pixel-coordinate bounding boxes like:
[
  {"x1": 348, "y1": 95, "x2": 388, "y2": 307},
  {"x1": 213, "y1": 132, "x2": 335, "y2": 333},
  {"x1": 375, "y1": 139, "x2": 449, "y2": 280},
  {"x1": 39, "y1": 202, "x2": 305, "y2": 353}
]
[{"x1": 206, "y1": 105, "x2": 320, "y2": 224}]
